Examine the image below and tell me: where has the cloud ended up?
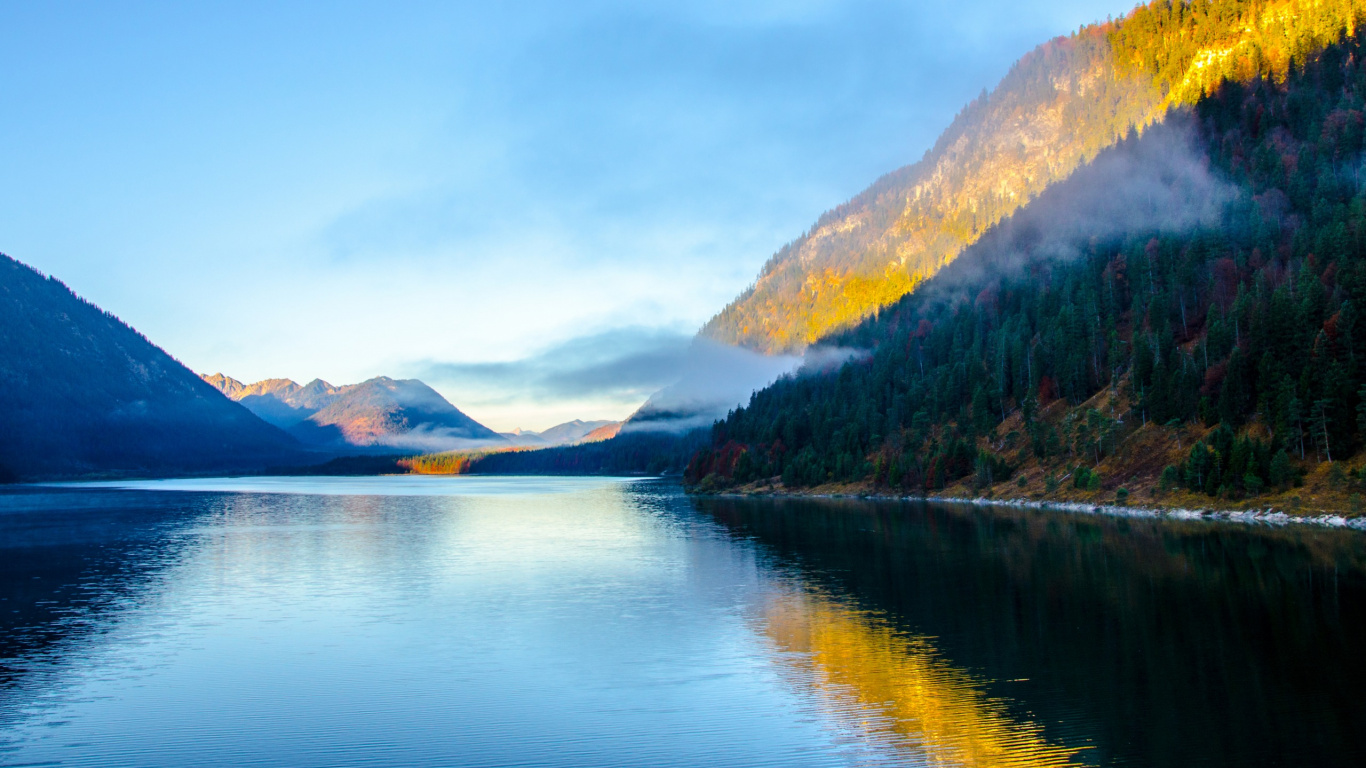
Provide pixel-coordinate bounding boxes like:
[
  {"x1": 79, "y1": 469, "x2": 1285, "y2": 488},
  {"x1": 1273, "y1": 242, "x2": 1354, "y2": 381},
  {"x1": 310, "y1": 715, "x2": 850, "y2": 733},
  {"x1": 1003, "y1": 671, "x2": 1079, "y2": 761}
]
[
  {"x1": 624, "y1": 340, "x2": 809, "y2": 433},
  {"x1": 409, "y1": 327, "x2": 815, "y2": 433},
  {"x1": 411, "y1": 326, "x2": 695, "y2": 408},
  {"x1": 798, "y1": 345, "x2": 871, "y2": 374},
  {"x1": 620, "y1": 342, "x2": 885, "y2": 434},
  {"x1": 928, "y1": 113, "x2": 1239, "y2": 292},
  {"x1": 372, "y1": 425, "x2": 510, "y2": 454}
]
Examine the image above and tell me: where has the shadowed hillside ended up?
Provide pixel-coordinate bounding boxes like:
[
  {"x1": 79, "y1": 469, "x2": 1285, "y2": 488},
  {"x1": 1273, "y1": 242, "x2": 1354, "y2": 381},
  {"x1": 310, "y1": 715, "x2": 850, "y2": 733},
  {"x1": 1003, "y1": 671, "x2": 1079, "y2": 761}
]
[{"x1": 0, "y1": 255, "x2": 304, "y2": 479}]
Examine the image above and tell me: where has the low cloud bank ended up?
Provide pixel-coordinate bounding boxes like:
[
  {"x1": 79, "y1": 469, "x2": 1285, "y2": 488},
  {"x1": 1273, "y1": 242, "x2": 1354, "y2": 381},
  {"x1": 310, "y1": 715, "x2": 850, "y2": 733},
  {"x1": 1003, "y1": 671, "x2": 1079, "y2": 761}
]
[
  {"x1": 411, "y1": 329, "x2": 875, "y2": 436},
  {"x1": 371, "y1": 425, "x2": 511, "y2": 454},
  {"x1": 932, "y1": 114, "x2": 1237, "y2": 292},
  {"x1": 797, "y1": 345, "x2": 871, "y2": 374},
  {"x1": 412, "y1": 326, "x2": 694, "y2": 409},
  {"x1": 623, "y1": 340, "x2": 804, "y2": 433},
  {"x1": 623, "y1": 341, "x2": 880, "y2": 434}
]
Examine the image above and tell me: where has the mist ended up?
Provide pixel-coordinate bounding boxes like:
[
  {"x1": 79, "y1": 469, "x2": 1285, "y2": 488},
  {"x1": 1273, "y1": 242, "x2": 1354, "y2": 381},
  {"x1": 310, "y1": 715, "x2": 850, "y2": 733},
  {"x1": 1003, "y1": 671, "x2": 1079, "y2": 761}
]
[
  {"x1": 372, "y1": 425, "x2": 512, "y2": 454},
  {"x1": 409, "y1": 327, "x2": 695, "y2": 430},
  {"x1": 930, "y1": 112, "x2": 1238, "y2": 292},
  {"x1": 622, "y1": 339, "x2": 803, "y2": 433}
]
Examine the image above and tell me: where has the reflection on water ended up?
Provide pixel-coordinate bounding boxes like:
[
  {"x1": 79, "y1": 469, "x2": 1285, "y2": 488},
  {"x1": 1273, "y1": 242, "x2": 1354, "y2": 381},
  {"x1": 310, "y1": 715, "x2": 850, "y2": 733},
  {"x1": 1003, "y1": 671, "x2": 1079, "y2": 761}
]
[
  {"x1": 0, "y1": 479, "x2": 1362, "y2": 766},
  {"x1": 701, "y1": 495, "x2": 1366, "y2": 767},
  {"x1": 759, "y1": 587, "x2": 1083, "y2": 767},
  {"x1": 41, "y1": 474, "x2": 654, "y2": 497}
]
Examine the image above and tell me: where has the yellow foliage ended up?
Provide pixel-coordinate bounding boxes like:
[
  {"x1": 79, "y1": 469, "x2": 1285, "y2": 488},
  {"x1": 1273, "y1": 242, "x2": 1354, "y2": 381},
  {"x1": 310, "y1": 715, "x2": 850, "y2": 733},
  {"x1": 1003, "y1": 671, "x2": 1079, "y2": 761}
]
[{"x1": 761, "y1": 586, "x2": 1087, "y2": 765}]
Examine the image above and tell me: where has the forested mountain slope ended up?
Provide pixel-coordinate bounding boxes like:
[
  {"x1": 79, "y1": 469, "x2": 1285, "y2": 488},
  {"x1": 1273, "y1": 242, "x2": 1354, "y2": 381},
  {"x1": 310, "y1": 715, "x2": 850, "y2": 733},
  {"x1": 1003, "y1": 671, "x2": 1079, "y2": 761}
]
[
  {"x1": 688, "y1": 32, "x2": 1366, "y2": 511},
  {"x1": 0, "y1": 255, "x2": 303, "y2": 479},
  {"x1": 703, "y1": 0, "x2": 1366, "y2": 354}
]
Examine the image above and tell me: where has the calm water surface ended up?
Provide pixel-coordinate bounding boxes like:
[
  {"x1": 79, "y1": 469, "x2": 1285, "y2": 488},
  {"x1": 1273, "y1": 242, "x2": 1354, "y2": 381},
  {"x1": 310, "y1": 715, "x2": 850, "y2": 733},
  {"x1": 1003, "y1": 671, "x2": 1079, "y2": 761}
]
[{"x1": 0, "y1": 477, "x2": 1363, "y2": 767}]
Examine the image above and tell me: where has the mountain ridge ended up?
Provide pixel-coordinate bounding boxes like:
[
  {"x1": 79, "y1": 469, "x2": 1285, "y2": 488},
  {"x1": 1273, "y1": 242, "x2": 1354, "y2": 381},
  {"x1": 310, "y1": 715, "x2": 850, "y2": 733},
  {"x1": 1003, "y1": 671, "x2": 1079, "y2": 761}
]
[{"x1": 204, "y1": 373, "x2": 503, "y2": 451}]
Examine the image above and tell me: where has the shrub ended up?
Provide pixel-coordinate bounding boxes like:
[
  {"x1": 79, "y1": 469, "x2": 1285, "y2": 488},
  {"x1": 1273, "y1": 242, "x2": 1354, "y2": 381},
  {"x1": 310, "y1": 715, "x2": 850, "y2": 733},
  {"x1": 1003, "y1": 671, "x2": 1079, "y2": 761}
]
[{"x1": 1328, "y1": 462, "x2": 1348, "y2": 489}]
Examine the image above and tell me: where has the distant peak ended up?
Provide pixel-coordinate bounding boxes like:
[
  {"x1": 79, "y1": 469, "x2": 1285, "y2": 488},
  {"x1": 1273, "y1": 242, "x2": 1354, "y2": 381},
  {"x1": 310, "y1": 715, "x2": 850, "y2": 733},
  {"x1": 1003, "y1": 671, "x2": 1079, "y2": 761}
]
[
  {"x1": 201, "y1": 372, "x2": 246, "y2": 398},
  {"x1": 202, "y1": 372, "x2": 241, "y2": 386}
]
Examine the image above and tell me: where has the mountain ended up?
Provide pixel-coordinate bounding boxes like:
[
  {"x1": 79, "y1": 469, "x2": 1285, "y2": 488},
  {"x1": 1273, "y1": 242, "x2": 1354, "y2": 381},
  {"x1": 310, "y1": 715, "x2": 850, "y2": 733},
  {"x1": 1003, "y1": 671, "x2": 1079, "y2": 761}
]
[
  {"x1": 581, "y1": 422, "x2": 621, "y2": 442},
  {"x1": 204, "y1": 374, "x2": 502, "y2": 451},
  {"x1": 499, "y1": 429, "x2": 549, "y2": 447},
  {"x1": 202, "y1": 372, "x2": 245, "y2": 399},
  {"x1": 702, "y1": 0, "x2": 1366, "y2": 354},
  {"x1": 499, "y1": 420, "x2": 621, "y2": 447},
  {"x1": 688, "y1": 28, "x2": 1366, "y2": 513},
  {"x1": 0, "y1": 254, "x2": 304, "y2": 479},
  {"x1": 538, "y1": 419, "x2": 620, "y2": 445}
]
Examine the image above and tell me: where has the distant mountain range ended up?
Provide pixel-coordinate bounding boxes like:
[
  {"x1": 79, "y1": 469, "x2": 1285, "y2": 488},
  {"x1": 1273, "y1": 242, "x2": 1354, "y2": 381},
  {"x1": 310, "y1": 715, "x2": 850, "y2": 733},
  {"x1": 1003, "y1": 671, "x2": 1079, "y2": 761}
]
[
  {"x1": 0, "y1": 254, "x2": 306, "y2": 479},
  {"x1": 500, "y1": 419, "x2": 621, "y2": 447},
  {"x1": 202, "y1": 374, "x2": 503, "y2": 451},
  {"x1": 204, "y1": 374, "x2": 621, "y2": 452}
]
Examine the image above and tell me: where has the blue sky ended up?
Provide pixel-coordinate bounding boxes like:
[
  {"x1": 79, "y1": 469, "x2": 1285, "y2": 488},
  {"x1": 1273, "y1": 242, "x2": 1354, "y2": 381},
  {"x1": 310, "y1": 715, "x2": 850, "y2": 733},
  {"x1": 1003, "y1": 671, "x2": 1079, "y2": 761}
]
[{"x1": 0, "y1": 0, "x2": 1129, "y2": 430}]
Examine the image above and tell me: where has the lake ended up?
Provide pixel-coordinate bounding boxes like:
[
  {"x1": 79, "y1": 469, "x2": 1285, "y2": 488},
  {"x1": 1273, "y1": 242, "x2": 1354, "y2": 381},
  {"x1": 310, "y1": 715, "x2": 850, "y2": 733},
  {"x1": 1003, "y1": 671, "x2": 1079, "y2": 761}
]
[{"x1": 0, "y1": 476, "x2": 1363, "y2": 767}]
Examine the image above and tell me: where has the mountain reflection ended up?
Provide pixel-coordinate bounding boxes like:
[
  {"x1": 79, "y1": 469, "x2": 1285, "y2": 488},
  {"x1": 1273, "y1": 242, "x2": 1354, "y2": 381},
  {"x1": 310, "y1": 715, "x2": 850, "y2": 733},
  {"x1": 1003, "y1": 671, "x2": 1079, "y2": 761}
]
[
  {"x1": 700, "y1": 494, "x2": 1366, "y2": 768},
  {"x1": 758, "y1": 584, "x2": 1085, "y2": 767}
]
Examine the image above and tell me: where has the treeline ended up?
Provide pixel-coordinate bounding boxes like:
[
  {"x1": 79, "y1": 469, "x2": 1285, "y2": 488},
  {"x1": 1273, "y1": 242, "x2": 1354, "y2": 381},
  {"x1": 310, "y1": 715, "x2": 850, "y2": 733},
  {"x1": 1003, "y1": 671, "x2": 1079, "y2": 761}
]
[
  {"x1": 468, "y1": 430, "x2": 707, "y2": 476},
  {"x1": 688, "y1": 33, "x2": 1366, "y2": 499},
  {"x1": 400, "y1": 452, "x2": 482, "y2": 475}
]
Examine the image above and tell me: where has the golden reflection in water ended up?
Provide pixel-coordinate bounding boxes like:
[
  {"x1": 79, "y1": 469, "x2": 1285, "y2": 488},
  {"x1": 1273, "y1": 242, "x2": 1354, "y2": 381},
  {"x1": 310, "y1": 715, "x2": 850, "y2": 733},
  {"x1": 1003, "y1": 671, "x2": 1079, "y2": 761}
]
[{"x1": 760, "y1": 587, "x2": 1086, "y2": 767}]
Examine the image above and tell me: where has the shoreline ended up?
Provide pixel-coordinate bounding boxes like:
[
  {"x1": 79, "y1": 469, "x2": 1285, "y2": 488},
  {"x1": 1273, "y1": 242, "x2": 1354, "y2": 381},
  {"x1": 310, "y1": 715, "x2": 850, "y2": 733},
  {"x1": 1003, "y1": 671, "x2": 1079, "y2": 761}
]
[{"x1": 707, "y1": 488, "x2": 1366, "y2": 531}]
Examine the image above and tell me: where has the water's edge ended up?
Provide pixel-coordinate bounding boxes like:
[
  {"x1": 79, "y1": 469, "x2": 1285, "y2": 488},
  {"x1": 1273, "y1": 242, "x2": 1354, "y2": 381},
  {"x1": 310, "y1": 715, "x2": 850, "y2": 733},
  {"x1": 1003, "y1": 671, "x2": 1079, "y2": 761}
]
[{"x1": 705, "y1": 489, "x2": 1366, "y2": 531}]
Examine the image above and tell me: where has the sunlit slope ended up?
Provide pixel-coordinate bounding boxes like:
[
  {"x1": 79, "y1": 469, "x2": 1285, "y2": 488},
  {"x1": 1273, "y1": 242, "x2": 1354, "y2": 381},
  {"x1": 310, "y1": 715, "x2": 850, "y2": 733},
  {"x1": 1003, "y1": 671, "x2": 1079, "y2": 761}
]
[
  {"x1": 760, "y1": 587, "x2": 1085, "y2": 766},
  {"x1": 204, "y1": 373, "x2": 502, "y2": 448},
  {"x1": 703, "y1": 0, "x2": 1366, "y2": 354}
]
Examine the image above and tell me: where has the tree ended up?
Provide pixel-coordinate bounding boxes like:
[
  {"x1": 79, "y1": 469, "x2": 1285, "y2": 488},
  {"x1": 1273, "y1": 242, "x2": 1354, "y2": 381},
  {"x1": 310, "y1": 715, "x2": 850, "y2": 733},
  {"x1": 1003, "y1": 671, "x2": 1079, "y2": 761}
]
[
  {"x1": 1270, "y1": 450, "x2": 1294, "y2": 489},
  {"x1": 1313, "y1": 398, "x2": 1335, "y2": 462}
]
